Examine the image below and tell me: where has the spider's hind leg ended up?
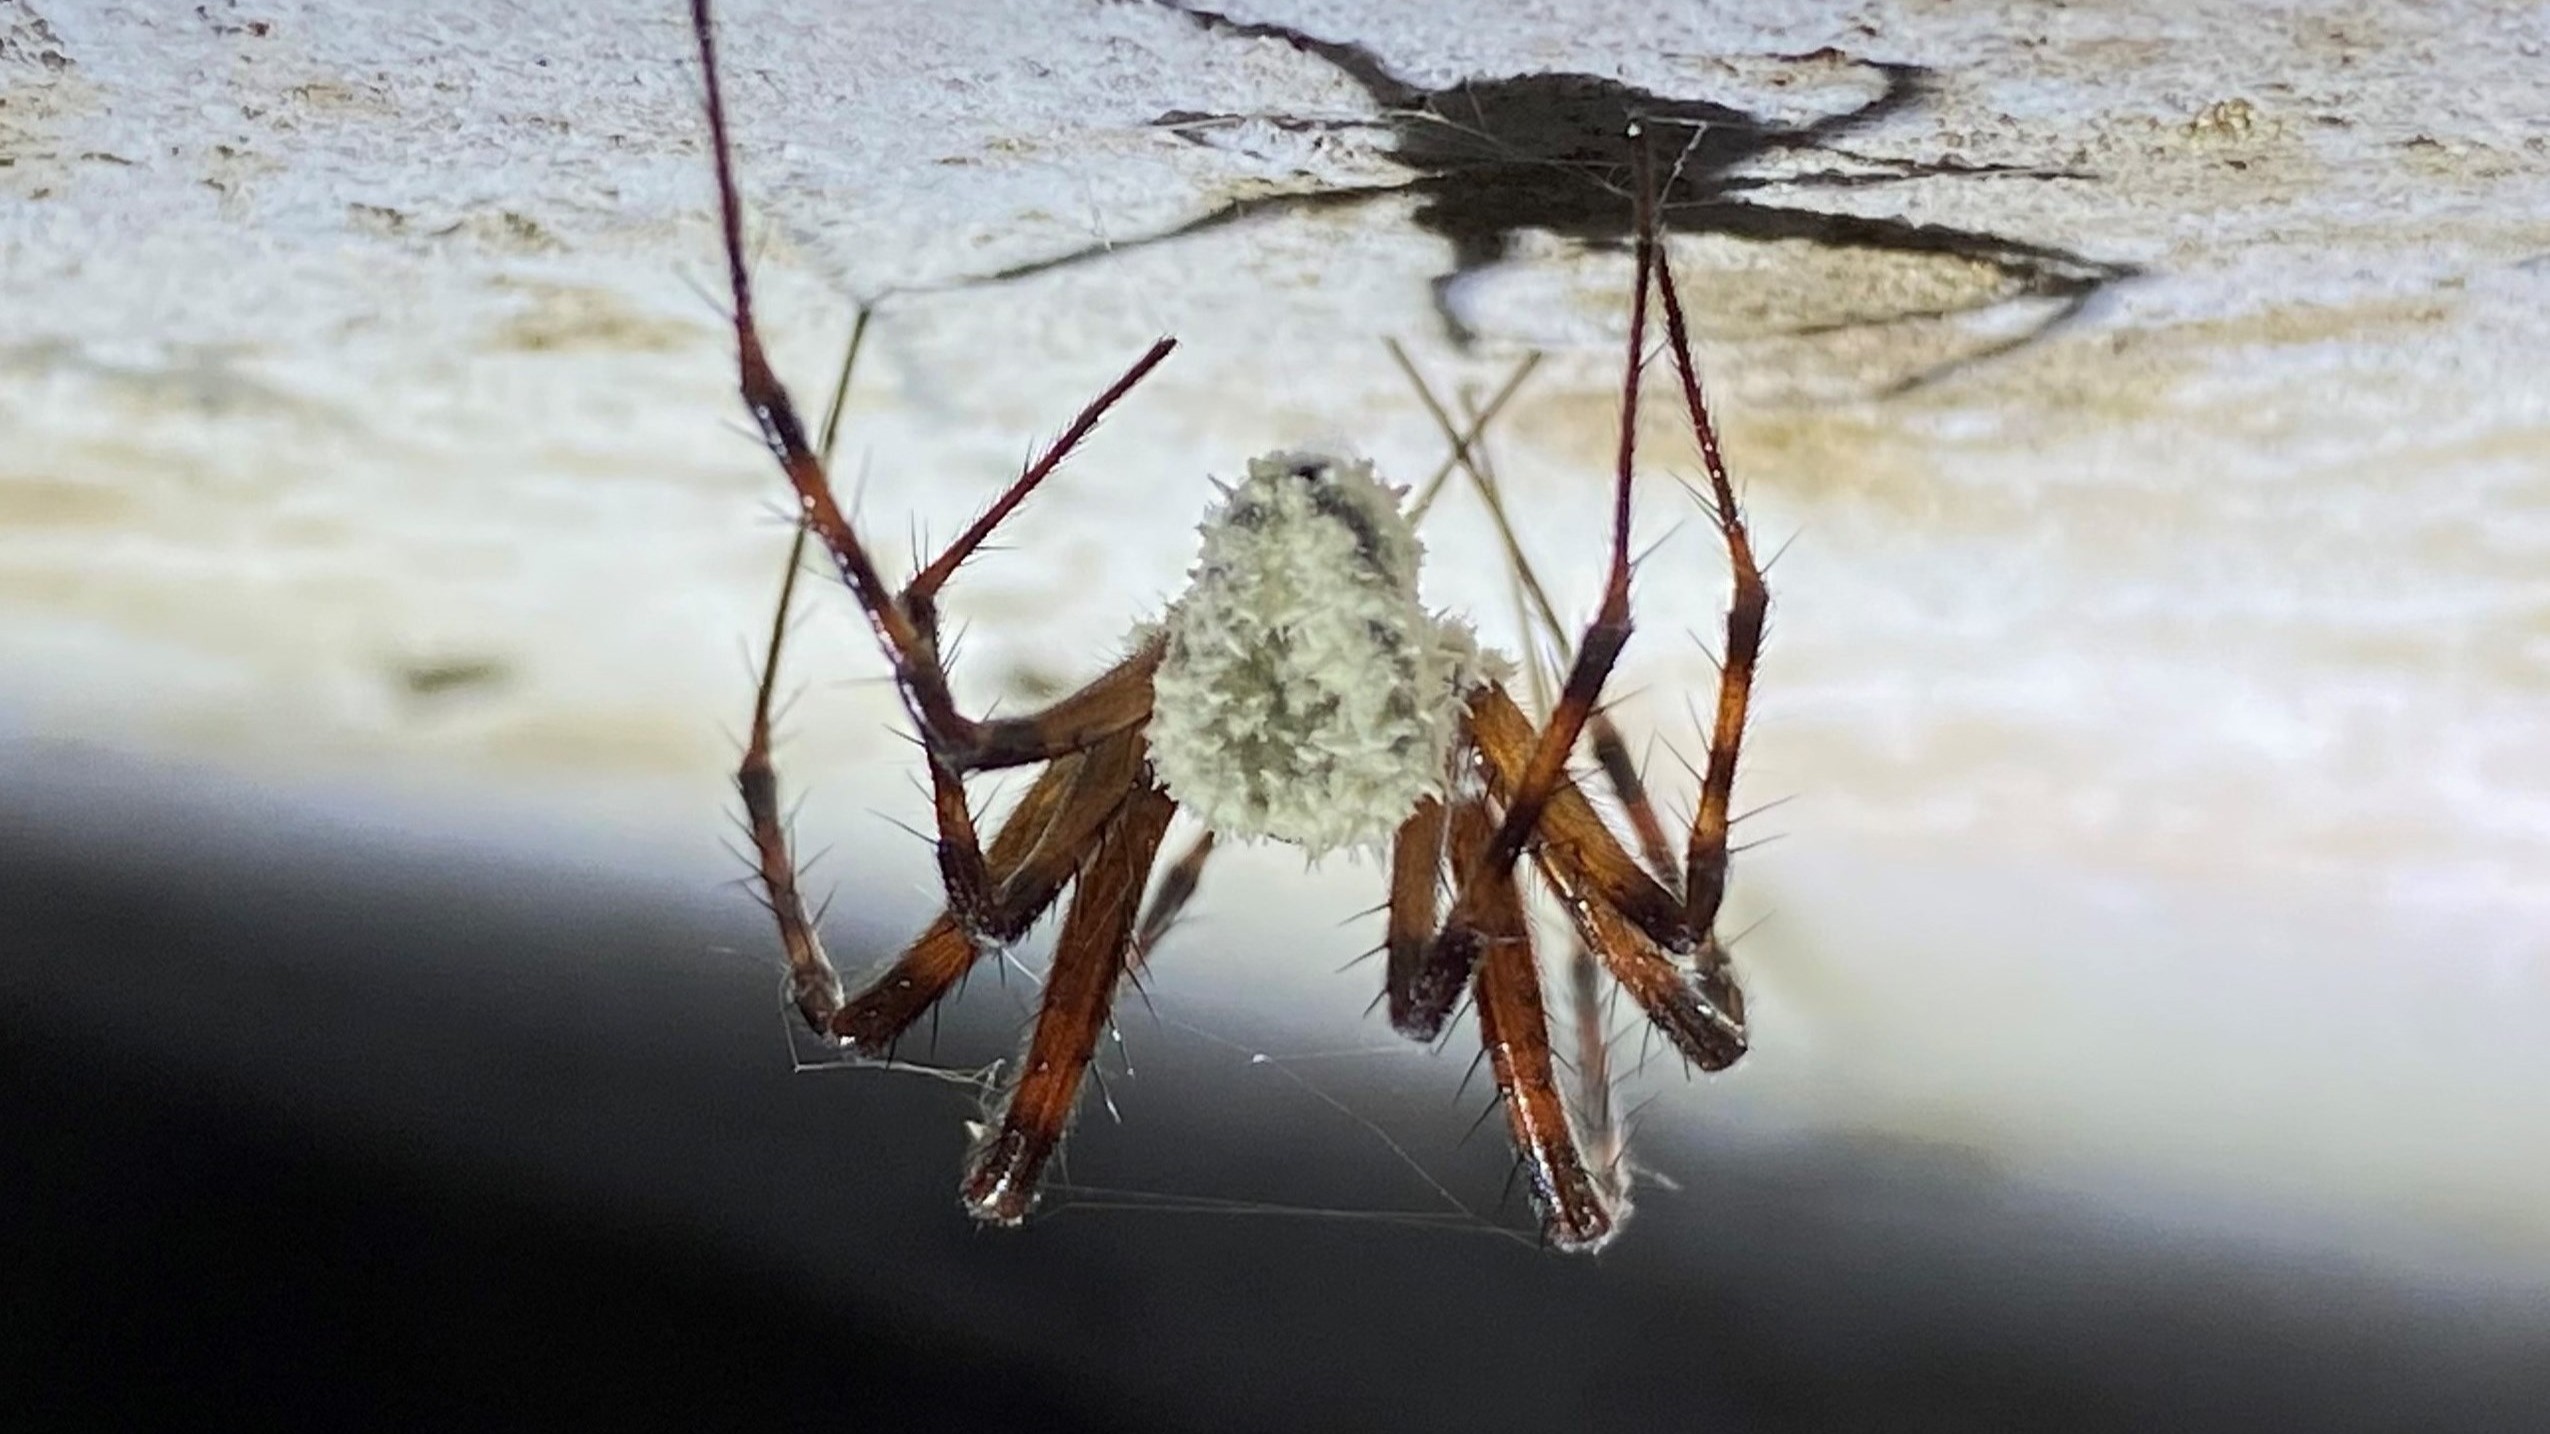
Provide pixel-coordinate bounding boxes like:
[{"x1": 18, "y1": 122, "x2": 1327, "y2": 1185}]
[
  {"x1": 1425, "y1": 133, "x2": 1760, "y2": 1073},
  {"x1": 1446, "y1": 791, "x2": 1622, "y2": 1250},
  {"x1": 962, "y1": 779, "x2": 1178, "y2": 1223}
]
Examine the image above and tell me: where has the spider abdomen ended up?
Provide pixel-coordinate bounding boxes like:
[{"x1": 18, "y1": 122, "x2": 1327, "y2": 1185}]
[{"x1": 1147, "y1": 451, "x2": 1481, "y2": 858}]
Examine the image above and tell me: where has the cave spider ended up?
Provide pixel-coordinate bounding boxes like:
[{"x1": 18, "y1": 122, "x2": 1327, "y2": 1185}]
[{"x1": 694, "y1": 0, "x2": 1768, "y2": 1252}]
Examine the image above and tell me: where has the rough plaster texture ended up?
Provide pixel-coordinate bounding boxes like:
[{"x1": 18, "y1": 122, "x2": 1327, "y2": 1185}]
[{"x1": 4, "y1": 0, "x2": 2547, "y2": 1275}]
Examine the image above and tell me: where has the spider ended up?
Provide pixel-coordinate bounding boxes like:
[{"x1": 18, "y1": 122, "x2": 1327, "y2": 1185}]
[{"x1": 694, "y1": 0, "x2": 1766, "y2": 1252}]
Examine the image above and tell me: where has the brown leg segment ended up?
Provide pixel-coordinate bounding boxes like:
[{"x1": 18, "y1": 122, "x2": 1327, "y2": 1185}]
[
  {"x1": 1382, "y1": 795, "x2": 1448, "y2": 1036},
  {"x1": 738, "y1": 522, "x2": 843, "y2": 1031},
  {"x1": 737, "y1": 307, "x2": 877, "y2": 1036},
  {"x1": 1393, "y1": 341, "x2": 1683, "y2": 892},
  {"x1": 834, "y1": 726, "x2": 1152, "y2": 1054},
  {"x1": 826, "y1": 753, "x2": 1087, "y2": 1054},
  {"x1": 1652, "y1": 225, "x2": 1770, "y2": 941},
  {"x1": 1397, "y1": 351, "x2": 1657, "y2": 1195},
  {"x1": 1396, "y1": 684, "x2": 1697, "y2": 1042},
  {"x1": 1455, "y1": 803, "x2": 1619, "y2": 1251},
  {"x1": 916, "y1": 640, "x2": 1160, "y2": 942},
  {"x1": 1425, "y1": 142, "x2": 1661, "y2": 1036},
  {"x1": 1586, "y1": 720, "x2": 1680, "y2": 891},
  {"x1": 1465, "y1": 683, "x2": 1688, "y2": 948},
  {"x1": 692, "y1": 0, "x2": 1168, "y2": 945},
  {"x1": 1392, "y1": 790, "x2": 1490, "y2": 1041},
  {"x1": 1536, "y1": 858, "x2": 1746, "y2": 1073},
  {"x1": 1469, "y1": 143, "x2": 1659, "y2": 881},
  {"x1": 962, "y1": 780, "x2": 1178, "y2": 1224},
  {"x1": 1131, "y1": 829, "x2": 1217, "y2": 970}
]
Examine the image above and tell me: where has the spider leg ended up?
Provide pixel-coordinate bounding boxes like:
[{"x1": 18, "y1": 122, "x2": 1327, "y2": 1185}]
[
  {"x1": 1381, "y1": 795, "x2": 1448, "y2": 1034},
  {"x1": 1532, "y1": 854, "x2": 1745, "y2": 1072},
  {"x1": 1396, "y1": 367, "x2": 1649, "y2": 1191},
  {"x1": 900, "y1": 357, "x2": 1172, "y2": 612},
  {"x1": 1447, "y1": 795, "x2": 1620, "y2": 1251},
  {"x1": 1405, "y1": 695, "x2": 1698, "y2": 1008},
  {"x1": 962, "y1": 781, "x2": 1178, "y2": 1224},
  {"x1": 1440, "y1": 250, "x2": 1762, "y2": 1069},
  {"x1": 1651, "y1": 219, "x2": 1769, "y2": 953},
  {"x1": 738, "y1": 306, "x2": 875, "y2": 1035},
  {"x1": 945, "y1": 637, "x2": 1165, "y2": 772},
  {"x1": 910, "y1": 640, "x2": 1162, "y2": 943},
  {"x1": 1400, "y1": 351, "x2": 1541, "y2": 525},
  {"x1": 827, "y1": 754, "x2": 1084, "y2": 1051},
  {"x1": 1453, "y1": 137, "x2": 1659, "y2": 898},
  {"x1": 1421, "y1": 687, "x2": 1746, "y2": 1069},
  {"x1": 1564, "y1": 929, "x2": 1629, "y2": 1202},
  {"x1": 693, "y1": 0, "x2": 1169, "y2": 938},
  {"x1": 1391, "y1": 341, "x2": 1681, "y2": 886},
  {"x1": 1130, "y1": 829, "x2": 1217, "y2": 970},
  {"x1": 1389, "y1": 323, "x2": 1743, "y2": 1064},
  {"x1": 739, "y1": 523, "x2": 843, "y2": 1031},
  {"x1": 1586, "y1": 720, "x2": 1679, "y2": 886},
  {"x1": 1395, "y1": 686, "x2": 1687, "y2": 1041},
  {"x1": 1421, "y1": 137, "x2": 1759, "y2": 1079},
  {"x1": 1385, "y1": 259, "x2": 1688, "y2": 1039},
  {"x1": 1469, "y1": 155, "x2": 1773, "y2": 1062},
  {"x1": 834, "y1": 727, "x2": 1151, "y2": 1054},
  {"x1": 721, "y1": 303, "x2": 1159, "y2": 1049}
]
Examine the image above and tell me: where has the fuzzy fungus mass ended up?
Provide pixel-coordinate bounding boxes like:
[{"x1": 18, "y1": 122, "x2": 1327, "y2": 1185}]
[{"x1": 1146, "y1": 451, "x2": 1489, "y2": 857}]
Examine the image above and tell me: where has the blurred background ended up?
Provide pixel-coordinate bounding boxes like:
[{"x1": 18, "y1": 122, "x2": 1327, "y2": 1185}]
[{"x1": 5, "y1": 0, "x2": 2547, "y2": 1426}]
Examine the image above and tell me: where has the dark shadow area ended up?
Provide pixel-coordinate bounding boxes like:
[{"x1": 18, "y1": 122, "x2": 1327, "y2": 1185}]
[
  {"x1": 4, "y1": 746, "x2": 2545, "y2": 1431},
  {"x1": 1, "y1": 1022, "x2": 1110, "y2": 1429},
  {"x1": 969, "y1": 1, "x2": 2133, "y2": 385}
]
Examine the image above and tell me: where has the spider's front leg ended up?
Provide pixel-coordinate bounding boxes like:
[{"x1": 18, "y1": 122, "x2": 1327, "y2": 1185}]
[
  {"x1": 1412, "y1": 134, "x2": 1773, "y2": 1248},
  {"x1": 1384, "y1": 150, "x2": 1661, "y2": 1250},
  {"x1": 1458, "y1": 245, "x2": 1766, "y2": 1076},
  {"x1": 1386, "y1": 329, "x2": 1748, "y2": 1068},
  {"x1": 1407, "y1": 130, "x2": 1767, "y2": 1054},
  {"x1": 1405, "y1": 128, "x2": 1664, "y2": 1018},
  {"x1": 721, "y1": 309, "x2": 1159, "y2": 1051},
  {"x1": 1651, "y1": 216, "x2": 1770, "y2": 1027}
]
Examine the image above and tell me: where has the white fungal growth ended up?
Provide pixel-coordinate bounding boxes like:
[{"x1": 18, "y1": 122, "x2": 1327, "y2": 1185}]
[{"x1": 1147, "y1": 450, "x2": 1488, "y2": 858}]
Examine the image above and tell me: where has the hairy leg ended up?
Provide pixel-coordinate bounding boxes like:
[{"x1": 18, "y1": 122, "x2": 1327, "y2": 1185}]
[
  {"x1": 962, "y1": 780, "x2": 1179, "y2": 1223},
  {"x1": 692, "y1": 0, "x2": 1172, "y2": 942},
  {"x1": 1447, "y1": 794, "x2": 1619, "y2": 1250}
]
